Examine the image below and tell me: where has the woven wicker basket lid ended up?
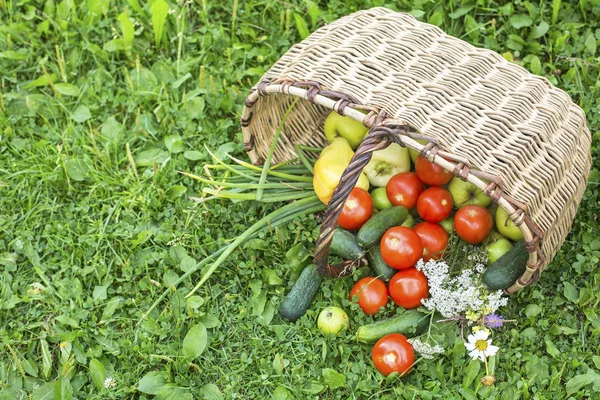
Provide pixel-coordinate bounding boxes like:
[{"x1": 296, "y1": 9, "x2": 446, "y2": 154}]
[{"x1": 241, "y1": 7, "x2": 592, "y2": 293}]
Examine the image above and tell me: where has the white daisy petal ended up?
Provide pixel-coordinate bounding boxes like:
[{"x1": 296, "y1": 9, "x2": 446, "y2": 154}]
[
  {"x1": 467, "y1": 334, "x2": 476, "y2": 343},
  {"x1": 474, "y1": 330, "x2": 488, "y2": 341},
  {"x1": 469, "y1": 349, "x2": 480, "y2": 360},
  {"x1": 465, "y1": 342, "x2": 476, "y2": 351},
  {"x1": 486, "y1": 345, "x2": 499, "y2": 357}
]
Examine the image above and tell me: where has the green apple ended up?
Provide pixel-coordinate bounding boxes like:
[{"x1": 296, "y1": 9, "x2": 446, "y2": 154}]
[
  {"x1": 439, "y1": 217, "x2": 454, "y2": 235},
  {"x1": 487, "y1": 237, "x2": 513, "y2": 263},
  {"x1": 371, "y1": 187, "x2": 392, "y2": 210},
  {"x1": 408, "y1": 139, "x2": 428, "y2": 163},
  {"x1": 317, "y1": 306, "x2": 349, "y2": 336},
  {"x1": 401, "y1": 213, "x2": 415, "y2": 228},
  {"x1": 364, "y1": 143, "x2": 411, "y2": 187},
  {"x1": 495, "y1": 207, "x2": 524, "y2": 242},
  {"x1": 448, "y1": 177, "x2": 491, "y2": 208},
  {"x1": 324, "y1": 111, "x2": 368, "y2": 150}
]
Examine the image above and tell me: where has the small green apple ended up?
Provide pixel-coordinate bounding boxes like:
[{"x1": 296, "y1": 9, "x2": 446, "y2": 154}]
[
  {"x1": 487, "y1": 237, "x2": 513, "y2": 263},
  {"x1": 439, "y1": 217, "x2": 454, "y2": 235},
  {"x1": 364, "y1": 143, "x2": 411, "y2": 187},
  {"x1": 448, "y1": 177, "x2": 491, "y2": 208},
  {"x1": 495, "y1": 207, "x2": 524, "y2": 242},
  {"x1": 324, "y1": 111, "x2": 368, "y2": 150},
  {"x1": 371, "y1": 187, "x2": 393, "y2": 210},
  {"x1": 317, "y1": 306, "x2": 349, "y2": 336}
]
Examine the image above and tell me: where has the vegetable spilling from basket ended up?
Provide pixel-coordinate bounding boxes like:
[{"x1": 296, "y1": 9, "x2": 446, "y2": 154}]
[{"x1": 173, "y1": 109, "x2": 528, "y2": 383}]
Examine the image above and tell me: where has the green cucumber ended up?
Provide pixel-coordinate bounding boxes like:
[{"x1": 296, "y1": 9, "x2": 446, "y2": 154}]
[
  {"x1": 482, "y1": 240, "x2": 528, "y2": 290},
  {"x1": 331, "y1": 228, "x2": 365, "y2": 260},
  {"x1": 356, "y1": 310, "x2": 429, "y2": 343},
  {"x1": 367, "y1": 245, "x2": 396, "y2": 282},
  {"x1": 279, "y1": 264, "x2": 323, "y2": 322},
  {"x1": 356, "y1": 206, "x2": 408, "y2": 248}
]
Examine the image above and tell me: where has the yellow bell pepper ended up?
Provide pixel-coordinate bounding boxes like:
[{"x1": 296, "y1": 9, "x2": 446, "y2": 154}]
[{"x1": 313, "y1": 138, "x2": 370, "y2": 205}]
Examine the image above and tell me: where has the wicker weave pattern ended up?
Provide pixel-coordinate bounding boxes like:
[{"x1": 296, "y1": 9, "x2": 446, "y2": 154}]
[{"x1": 241, "y1": 8, "x2": 592, "y2": 292}]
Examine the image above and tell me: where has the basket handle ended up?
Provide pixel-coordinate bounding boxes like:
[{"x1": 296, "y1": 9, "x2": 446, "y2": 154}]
[{"x1": 314, "y1": 123, "x2": 411, "y2": 277}]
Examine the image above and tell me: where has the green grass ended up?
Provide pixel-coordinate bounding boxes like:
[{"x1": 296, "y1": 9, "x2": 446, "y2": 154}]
[{"x1": 1, "y1": 0, "x2": 600, "y2": 398}]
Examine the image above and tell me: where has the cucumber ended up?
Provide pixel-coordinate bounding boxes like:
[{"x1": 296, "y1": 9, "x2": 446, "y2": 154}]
[
  {"x1": 331, "y1": 228, "x2": 365, "y2": 260},
  {"x1": 279, "y1": 264, "x2": 323, "y2": 322},
  {"x1": 367, "y1": 245, "x2": 396, "y2": 282},
  {"x1": 356, "y1": 206, "x2": 408, "y2": 248},
  {"x1": 482, "y1": 240, "x2": 528, "y2": 290},
  {"x1": 356, "y1": 310, "x2": 429, "y2": 343}
]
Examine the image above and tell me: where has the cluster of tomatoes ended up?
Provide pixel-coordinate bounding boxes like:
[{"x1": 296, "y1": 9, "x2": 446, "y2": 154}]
[{"x1": 338, "y1": 155, "x2": 496, "y2": 376}]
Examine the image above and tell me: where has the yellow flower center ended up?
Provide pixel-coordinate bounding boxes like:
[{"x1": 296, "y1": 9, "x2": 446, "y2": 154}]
[{"x1": 475, "y1": 339, "x2": 488, "y2": 351}]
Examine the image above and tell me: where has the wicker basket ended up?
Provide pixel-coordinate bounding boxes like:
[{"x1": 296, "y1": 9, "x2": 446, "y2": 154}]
[{"x1": 240, "y1": 8, "x2": 592, "y2": 294}]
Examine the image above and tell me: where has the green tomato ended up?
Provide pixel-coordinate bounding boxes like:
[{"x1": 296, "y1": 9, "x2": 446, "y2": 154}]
[
  {"x1": 317, "y1": 306, "x2": 349, "y2": 336},
  {"x1": 371, "y1": 187, "x2": 393, "y2": 210}
]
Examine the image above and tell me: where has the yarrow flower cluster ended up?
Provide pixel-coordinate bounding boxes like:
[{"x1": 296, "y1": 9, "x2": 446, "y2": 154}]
[
  {"x1": 407, "y1": 338, "x2": 445, "y2": 359},
  {"x1": 416, "y1": 259, "x2": 508, "y2": 318},
  {"x1": 103, "y1": 377, "x2": 117, "y2": 389}
]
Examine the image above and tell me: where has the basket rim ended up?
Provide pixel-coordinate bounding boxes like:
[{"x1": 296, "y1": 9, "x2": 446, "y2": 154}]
[{"x1": 241, "y1": 80, "x2": 545, "y2": 293}]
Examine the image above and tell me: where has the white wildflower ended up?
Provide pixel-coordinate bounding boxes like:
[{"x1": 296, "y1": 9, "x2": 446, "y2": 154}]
[
  {"x1": 465, "y1": 329, "x2": 499, "y2": 362},
  {"x1": 407, "y1": 338, "x2": 445, "y2": 359},
  {"x1": 103, "y1": 377, "x2": 117, "y2": 389}
]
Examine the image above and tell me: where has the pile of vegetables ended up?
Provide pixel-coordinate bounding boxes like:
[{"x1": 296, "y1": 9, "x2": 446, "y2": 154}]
[{"x1": 277, "y1": 110, "x2": 528, "y2": 377}]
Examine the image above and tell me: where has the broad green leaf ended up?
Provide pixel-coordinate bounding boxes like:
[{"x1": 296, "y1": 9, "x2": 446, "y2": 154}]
[
  {"x1": 155, "y1": 384, "x2": 193, "y2": 400},
  {"x1": 179, "y1": 255, "x2": 196, "y2": 273},
  {"x1": 458, "y1": 388, "x2": 478, "y2": 400},
  {"x1": 54, "y1": 83, "x2": 79, "y2": 96},
  {"x1": 182, "y1": 323, "x2": 208, "y2": 359},
  {"x1": 198, "y1": 383, "x2": 223, "y2": 400},
  {"x1": 151, "y1": 0, "x2": 169, "y2": 47},
  {"x1": 462, "y1": 360, "x2": 480, "y2": 388},
  {"x1": 273, "y1": 354, "x2": 285, "y2": 375},
  {"x1": 137, "y1": 371, "x2": 167, "y2": 395},
  {"x1": 563, "y1": 281, "x2": 579, "y2": 303},
  {"x1": 530, "y1": 55, "x2": 541, "y2": 75},
  {"x1": 544, "y1": 335, "x2": 560, "y2": 359},
  {"x1": 40, "y1": 339, "x2": 52, "y2": 379},
  {"x1": 305, "y1": 0, "x2": 319, "y2": 25},
  {"x1": 103, "y1": 38, "x2": 124, "y2": 52},
  {"x1": 530, "y1": 21, "x2": 549, "y2": 39},
  {"x1": 166, "y1": 185, "x2": 187, "y2": 200},
  {"x1": 64, "y1": 159, "x2": 87, "y2": 182},
  {"x1": 89, "y1": 359, "x2": 107, "y2": 390},
  {"x1": 199, "y1": 313, "x2": 221, "y2": 329},
  {"x1": 566, "y1": 372, "x2": 596, "y2": 395},
  {"x1": 293, "y1": 13, "x2": 309, "y2": 39},
  {"x1": 71, "y1": 105, "x2": 91, "y2": 123},
  {"x1": 101, "y1": 116, "x2": 121, "y2": 142},
  {"x1": 552, "y1": 0, "x2": 561, "y2": 24},
  {"x1": 135, "y1": 148, "x2": 169, "y2": 167},
  {"x1": 428, "y1": 12, "x2": 443, "y2": 27},
  {"x1": 164, "y1": 135, "x2": 185, "y2": 153},
  {"x1": 24, "y1": 73, "x2": 59, "y2": 88},
  {"x1": 186, "y1": 295, "x2": 204, "y2": 309},
  {"x1": 183, "y1": 150, "x2": 204, "y2": 161},
  {"x1": 322, "y1": 368, "x2": 345, "y2": 389},
  {"x1": 54, "y1": 376, "x2": 73, "y2": 400},
  {"x1": 118, "y1": 12, "x2": 134, "y2": 51},
  {"x1": 273, "y1": 385, "x2": 290, "y2": 400},
  {"x1": 448, "y1": 5, "x2": 475, "y2": 19},
  {"x1": 172, "y1": 73, "x2": 191, "y2": 89},
  {"x1": 32, "y1": 382, "x2": 54, "y2": 400},
  {"x1": 408, "y1": 9, "x2": 425, "y2": 19},
  {"x1": 524, "y1": 304, "x2": 542, "y2": 318},
  {"x1": 464, "y1": 14, "x2": 479, "y2": 42},
  {"x1": 93, "y1": 285, "x2": 108, "y2": 302},
  {"x1": 0, "y1": 50, "x2": 27, "y2": 60},
  {"x1": 585, "y1": 33, "x2": 597, "y2": 55},
  {"x1": 509, "y1": 15, "x2": 533, "y2": 29}
]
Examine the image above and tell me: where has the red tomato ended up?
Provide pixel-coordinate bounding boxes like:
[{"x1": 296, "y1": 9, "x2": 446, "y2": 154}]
[
  {"x1": 338, "y1": 188, "x2": 373, "y2": 231},
  {"x1": 413, "y1": 222, "x2": 449, "y2": 261},
  {"x1": 371, "y1": 333, "x2": 415, "y2": 377},
  {"x1": 380, "y1": 227, "x2": 423, "y2": 270},
  {"x1": 417, "y1": 187, "x2": 453, "y2": 223},
  {"x1": 389, "y1": 268, "x2": 429, "y2": 309},
  {"x1": 349, "y1": 277, "x2": 389, "y2": 315},
  {"x1": 454, "y1": 205, "x2": 493, "y2": 244},
  {"x1": 415, "y1": 155, "x2": 453, "y2": 186},
  {"x1": 386, "y1": 172, "x2": 425, "y2": 209}
]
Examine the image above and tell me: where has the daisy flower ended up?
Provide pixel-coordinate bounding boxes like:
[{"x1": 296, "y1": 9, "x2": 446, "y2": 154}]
[{"x1": 465, "y1": 329, "x2": 499, "y2": 362}]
